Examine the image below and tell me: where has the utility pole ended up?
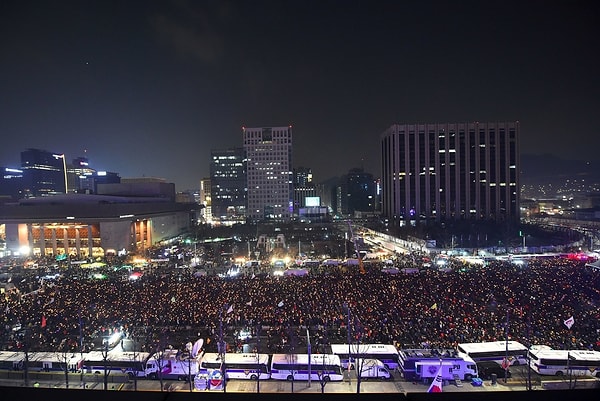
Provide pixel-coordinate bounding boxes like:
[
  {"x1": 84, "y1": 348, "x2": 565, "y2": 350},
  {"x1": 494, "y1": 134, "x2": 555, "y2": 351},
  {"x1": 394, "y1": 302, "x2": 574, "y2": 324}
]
[
  {"x1": 187, "y1": 342, "x2": 193, "y2": 392},
  {"x1": 527, "y1": 316, "x2": 532, "y2": 391},
  {"x1": 355, "y1": 315, "x2": 363, "y2": 395},
  {"x1": 307, "y1": 328, "x2": 311, "y2": 388},
  {"x1": 504, "y1": 309, "x2": 510, "y2": 383},
  {"x1": 102, "y1": 339, "x2": 109, "y2": 391},
  {"x1": 256, "y1": 323, "x2": 261, "y2": 393},
  {"x1": 343, "y1": 302, "x2": 352, "y2": 385},
  {"x1": 22, "y1": 328, "x2": 30, "y2": 388},
  {"x1": 219, "y1": 305, "x2": 227, "y2": 393}
]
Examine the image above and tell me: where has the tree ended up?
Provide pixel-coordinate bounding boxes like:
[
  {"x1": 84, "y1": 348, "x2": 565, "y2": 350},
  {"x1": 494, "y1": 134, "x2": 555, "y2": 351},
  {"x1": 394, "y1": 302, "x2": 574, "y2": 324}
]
[
  {"x1": 127, "y1": 328, "x2": 145, "y2": 392},
  {"x1": 285, "y1": 324, "x2": 298, "y2": 393},
  {"x1": 351, "y1": 315, "x2": 370, "y2": 394},
  {"x1": 316, "y1": 354, "x2": 333, "y2": 393},
  {"x1": 55, "y1": 337, "x2": 78, "y2": 389},
  {"x1": 146, "y1": 326, "x2": 171, "y2": 391}
]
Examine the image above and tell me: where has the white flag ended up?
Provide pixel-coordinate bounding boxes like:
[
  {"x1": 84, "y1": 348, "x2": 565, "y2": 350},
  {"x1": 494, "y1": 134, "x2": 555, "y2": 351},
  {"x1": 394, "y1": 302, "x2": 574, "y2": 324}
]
[
  {"x1": 277, "y1": 301, "x2": 284, "y2": 307},
  {"x1": 564, "y1": 316, "x2": 574, "y2": 329},
  {"x1": 227, "y1": 305, "x2": 234, "y2": 314},
  {"x1": 191, "y1": 338, "x2": 204, "y2": 358}
]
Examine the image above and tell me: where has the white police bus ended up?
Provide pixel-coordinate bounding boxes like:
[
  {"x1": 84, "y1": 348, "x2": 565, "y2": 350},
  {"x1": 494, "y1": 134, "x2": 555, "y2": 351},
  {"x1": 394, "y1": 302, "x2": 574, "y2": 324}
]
[
  {"x1": 457, "y1": 341, "x2": 529, "y2": 366},
  {"x1": 199, "y1": 352, "x2": 270, "y2": 380},
  {"x1": 270, "y1": 353, "x2": 343, "y2": 381},
  {"x1": 529, "y1": 346, "x2": 600, "y2": 378},
  {"x1": 330, "y1": 343, "x2": 400, "y2": 370}
]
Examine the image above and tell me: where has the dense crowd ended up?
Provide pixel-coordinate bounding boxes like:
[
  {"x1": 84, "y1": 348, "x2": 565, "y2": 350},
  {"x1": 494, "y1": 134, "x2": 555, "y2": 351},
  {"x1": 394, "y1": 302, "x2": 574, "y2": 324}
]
[{"x1": 1, "y1": 255, "x2": 599, "y2": 355}]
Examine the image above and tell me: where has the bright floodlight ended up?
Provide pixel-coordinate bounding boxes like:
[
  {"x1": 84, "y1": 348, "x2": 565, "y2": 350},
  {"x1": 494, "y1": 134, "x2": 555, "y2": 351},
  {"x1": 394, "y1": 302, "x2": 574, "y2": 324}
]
[{"x1": 109, "y1": 331, "x2": 122, "y2": 344}]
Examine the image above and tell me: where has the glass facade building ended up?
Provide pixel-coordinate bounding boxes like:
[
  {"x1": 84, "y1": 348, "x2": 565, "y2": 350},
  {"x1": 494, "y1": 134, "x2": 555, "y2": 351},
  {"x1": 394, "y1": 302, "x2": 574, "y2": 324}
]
[{"x1": 210, "y1": 148, "x2": 246, "y2": 220}]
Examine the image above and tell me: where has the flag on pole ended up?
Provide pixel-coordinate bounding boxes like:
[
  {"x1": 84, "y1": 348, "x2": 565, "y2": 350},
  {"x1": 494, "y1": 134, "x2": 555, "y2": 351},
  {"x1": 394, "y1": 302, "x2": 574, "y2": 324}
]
[
  {"x1": 41, "y1": 315, "x2": 47, "y2": 328},
  {"x1": 227, "y1": 305, "x2": 234, "y2": 314},
  {"x1": 427, "y1": 363, "x2": 443, "y2": 393},
  {"x1": 191, "y1": 338, "x2": 204, "y2": 358},
  {"x1": 564, "y1": 316, "x2": 575, "y2": 329}
]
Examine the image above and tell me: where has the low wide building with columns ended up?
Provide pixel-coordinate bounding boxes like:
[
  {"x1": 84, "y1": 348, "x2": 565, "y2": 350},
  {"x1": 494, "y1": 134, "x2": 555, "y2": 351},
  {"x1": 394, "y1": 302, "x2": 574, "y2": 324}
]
[{"x1": 0, "y1": 194, "x2": 200, "y2": 258}]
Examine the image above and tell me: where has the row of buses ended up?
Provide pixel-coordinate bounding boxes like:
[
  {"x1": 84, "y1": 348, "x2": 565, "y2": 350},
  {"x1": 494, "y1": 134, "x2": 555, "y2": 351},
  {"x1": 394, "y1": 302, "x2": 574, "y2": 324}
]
[
  {"x1": 0, "y1": 344, "x2": 401, "y2": 383},
  {"x1": 1, "y1": 341, "x2": 599, "y2": 382},
  {"x1": 455, "y1": 341, "x2": 600, "y2": 378}
]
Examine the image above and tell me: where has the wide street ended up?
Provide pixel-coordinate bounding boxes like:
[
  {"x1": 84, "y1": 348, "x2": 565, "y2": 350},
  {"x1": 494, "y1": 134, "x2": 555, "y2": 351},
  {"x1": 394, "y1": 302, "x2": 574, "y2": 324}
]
[{"x1": 2, "y1": 365, "x2": 598, "y2": 394}]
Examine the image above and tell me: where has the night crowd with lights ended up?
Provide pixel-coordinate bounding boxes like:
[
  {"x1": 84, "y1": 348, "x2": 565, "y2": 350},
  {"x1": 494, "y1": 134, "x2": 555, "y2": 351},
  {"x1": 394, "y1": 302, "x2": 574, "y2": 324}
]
[{"x1": 1, "y1": 254, "x2": 599, "y2": 356}]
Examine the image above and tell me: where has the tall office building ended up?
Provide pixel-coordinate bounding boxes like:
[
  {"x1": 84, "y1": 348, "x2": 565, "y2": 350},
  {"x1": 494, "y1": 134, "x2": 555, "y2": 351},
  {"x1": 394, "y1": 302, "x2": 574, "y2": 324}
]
[
  {"x1": 243, "y1": 126, "x2": 293, "y2": 221},
  {"x1": 381, "y1": 122, "x2": 520, "y2": 224},
  {"x1": 293, "y1": 166, "x2": 317, "y2": 214},
  {"x1": 69, "y1": 156, "x2": 96, "y2": 193},
  {"x1": 0, "y1": 167, "x2": 24, "y2": 201},
  {"x1": 339, "y1": 167, "x2": 377, "y2": 216},
  {"x1": 199, "y1": 177, "x2": 212, "y2": 222},
  {"x1": 210, "y1": 148, "x2": 246, "y2": 221},
  {"x1": 20, "y1": 148, "x2": 68, "y2": 197}
]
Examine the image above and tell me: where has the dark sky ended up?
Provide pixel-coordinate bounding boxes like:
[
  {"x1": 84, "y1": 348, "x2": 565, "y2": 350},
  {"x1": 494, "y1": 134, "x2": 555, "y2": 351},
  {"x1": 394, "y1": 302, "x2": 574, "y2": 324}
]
[{"x1": 1, "y1": 0, "x2": 599, "y2": 191}]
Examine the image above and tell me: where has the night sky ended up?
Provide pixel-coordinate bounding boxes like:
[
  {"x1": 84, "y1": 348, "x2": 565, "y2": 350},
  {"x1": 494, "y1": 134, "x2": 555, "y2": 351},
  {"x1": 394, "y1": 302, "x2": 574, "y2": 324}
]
[{"x1": 1, "y1": 0, "x2": 598, "y2": 191}]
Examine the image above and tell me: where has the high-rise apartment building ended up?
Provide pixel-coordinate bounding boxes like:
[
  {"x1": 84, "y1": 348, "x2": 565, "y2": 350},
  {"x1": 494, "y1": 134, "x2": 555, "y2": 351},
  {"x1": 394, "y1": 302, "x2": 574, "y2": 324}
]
[
  {"x1": 381, "y1": 122, "x2": 519, "y2": 224},
  {"x1": 243, "y1": 126, "x2": 293, "y2": 221},
  {"x1": 209, "y1": 148, "x2": 246, "y2": 221}
]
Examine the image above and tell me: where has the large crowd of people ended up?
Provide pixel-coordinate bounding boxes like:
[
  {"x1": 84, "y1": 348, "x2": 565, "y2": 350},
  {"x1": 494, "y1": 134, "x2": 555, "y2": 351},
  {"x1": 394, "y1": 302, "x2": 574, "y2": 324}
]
[{"x1": 1, "y1": 254, "x2": 599, "y2": 356}]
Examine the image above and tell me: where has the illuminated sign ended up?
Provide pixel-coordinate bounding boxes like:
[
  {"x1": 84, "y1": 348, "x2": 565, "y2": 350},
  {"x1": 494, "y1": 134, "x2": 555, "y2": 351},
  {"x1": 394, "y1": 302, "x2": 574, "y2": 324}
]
[{"x1": 305, "y1": 196, "x2": 320, "y2": 207}]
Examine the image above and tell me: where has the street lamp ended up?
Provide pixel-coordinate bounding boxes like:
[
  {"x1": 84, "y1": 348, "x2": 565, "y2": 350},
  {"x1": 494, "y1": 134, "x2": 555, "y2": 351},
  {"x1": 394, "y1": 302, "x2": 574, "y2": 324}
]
[
  {"x1": 255, "y1": 323, "x2": 261, "y2": 393},
  {"x1": 218, "y1": 304, "x2": 229, "y2": 393},
  {"x1": 53, "y1": 153, "x2": 68, "y2": 194},
  {"x1": 343, "y1": 302, "x2": 352, "y2": 385},
  {"x1": 101, "y1": 338, "x2": 109, "y2": 391}
]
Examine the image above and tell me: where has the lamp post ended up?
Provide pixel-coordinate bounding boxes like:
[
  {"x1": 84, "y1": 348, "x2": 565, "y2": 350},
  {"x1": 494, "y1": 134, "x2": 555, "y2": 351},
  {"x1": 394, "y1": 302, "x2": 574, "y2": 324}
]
[
  {"x1": 343, "y1": 302, "x2": 352, "y2": 385},
  {"x1": 488, "y1": 296, "x2": 513, "y2": 384},
  {"x1": 306, "y1": 328, "x2": 311, "y2": 388},
  {"x1": 218, "y1": 304, "x2": 228, "y2": 393},
  {"x1": 101, "y1": 338, "x2": 109, "y2": 391},
  {"x1": 256, "y1": 323, "x2": 261, "y2": 393},
  {"x1": 53, "y1": 153, "x2": 68, "y2": 194},
  {"x1": 504, "y1": 309, "x2": 509, "y2": 383}
]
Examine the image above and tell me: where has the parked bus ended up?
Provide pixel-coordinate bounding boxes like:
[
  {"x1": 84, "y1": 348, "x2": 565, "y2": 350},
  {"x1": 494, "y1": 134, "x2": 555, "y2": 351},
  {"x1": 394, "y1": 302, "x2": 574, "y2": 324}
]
[
  {"x1": 330, "y1": 343, "x2": 400, "y2": 370},
  {"x1": 0, "y1": 351, "x2": 26, "y2": 371},
  {"x1": 0, "y1": 351, "x2": 83, "y2": 373},
  {"x1": 529, "y1": 347, "x2": 600, "y2": 378},
  {"x1": 82, "y1": 350, "x2": 151, "y2": 378},
  {"x1": 456, "y1": 341, "x2": 529, "y2": 366},
  {"x1": 270, "y1": 353, "x2": 343, "y2": 381},
  {"x1": 199, "y1": 352, "x2": 270, "y2": 380},
  {"x1": 27, "y1": 351, "x2": 84, "y2": 373}
]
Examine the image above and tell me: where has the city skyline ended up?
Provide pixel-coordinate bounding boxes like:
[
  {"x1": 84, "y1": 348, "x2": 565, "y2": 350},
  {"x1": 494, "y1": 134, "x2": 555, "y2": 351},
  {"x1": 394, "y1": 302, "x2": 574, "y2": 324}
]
[{"x1": 1, "y1": 0, "x2": 598, "y2": 191}]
